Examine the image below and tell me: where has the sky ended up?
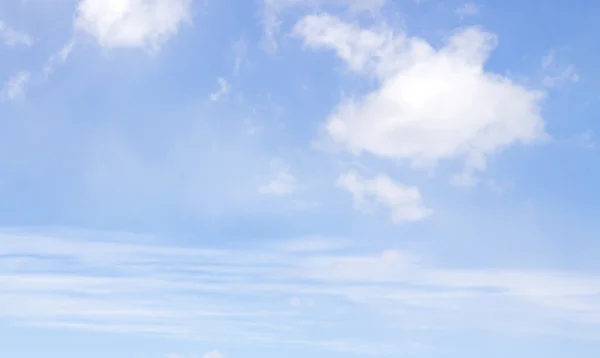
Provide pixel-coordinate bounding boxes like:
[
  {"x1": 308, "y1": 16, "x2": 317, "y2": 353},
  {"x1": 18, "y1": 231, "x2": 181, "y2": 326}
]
[{"x1": 1, "y1": 0, "x2": 600, "y2": 357}]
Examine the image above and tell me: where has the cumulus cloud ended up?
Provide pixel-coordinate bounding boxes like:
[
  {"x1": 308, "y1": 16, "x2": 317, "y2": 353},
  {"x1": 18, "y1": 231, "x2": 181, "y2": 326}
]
[
  {"x1": 74, "y1": 0, "x2": 191, "y2": 50},
  {"x1": 259, "y1": 160, "x2": 297, "y2": 196},
  {"x1": 295, "y1": 14, "x2": 546, "y2": 184},
  {"x1": 1, "y1": 72, "x2": 31, "y2": 102},
  {"x1": 337, "y1": 171, "x2": 431, "y2": 222},
  {"x1": 0, "y1": 20, "x2": 34, "y2": 47}
]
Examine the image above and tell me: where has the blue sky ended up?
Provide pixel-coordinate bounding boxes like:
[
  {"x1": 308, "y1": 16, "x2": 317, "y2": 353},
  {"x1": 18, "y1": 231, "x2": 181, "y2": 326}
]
[{"x1": 1, "y1": 0, "x2": 600, "y2": 357}]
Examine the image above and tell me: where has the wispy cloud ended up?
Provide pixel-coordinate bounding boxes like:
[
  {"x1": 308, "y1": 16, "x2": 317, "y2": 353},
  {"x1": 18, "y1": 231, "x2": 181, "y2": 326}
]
[
  {"x1": 456, "y1": 3, "x2": 480, "y2": 20},
  {"x1": 202, "y1": 351, "x2": 225, "y2": 358},
  {"x1": 43, "y1": 41, "x2": 75, "y2": 77},
  {"x1": 2, "y1": 229, "x2": 600, "y2": 354},
  {"x1": 260, "y1": 0, "x2": 386, "y2": 51},
  {"x1": 541, "y1": 49, "x2": 579, "y2": 88},
  {"x1": 542, "y1": 64, "x2": 579, "y2": 88},
  {"x1": 210, "y1": 78, "x2": 230, "y2": 102},
  {"x1": 259, "y1": 159, "x2": 297, "y2": 196},
  {"x1": 1, "y1": 72, "x2": 31, "y2": 102},
  {"x1": 0, "y1": 20, "x2": 34, "y2": 47},
  {"x1": 566, "y1": 129, "x2": 595, "y2": 149},
  {"x1": 168, "y1": 350, "x2": 224, "y2": 358},
  {"x1": 337, "y1": 171, "x2": 431, "y2": 222},
  {"x1": 232, "y1": 38, "x2": 248, "y2": 75}
]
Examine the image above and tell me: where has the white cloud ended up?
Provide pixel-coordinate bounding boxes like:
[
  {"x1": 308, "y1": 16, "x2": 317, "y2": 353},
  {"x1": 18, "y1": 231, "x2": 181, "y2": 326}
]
[
  {"x1": 232, "y1": 38, "x2": 247, "y2": 75},
  {"x1": 0, "y1": 20, "x2": 34, "y2": 47},
  {"x1": 295, "y1": 14, "x2": 546, "y2": 183},
  {"x1": 566, "y1": 129, "x2": 594, "y2": 149},
  {"x1": 455, "y1": 3, "x2": 480, "y2": 20},
  {"x1": 541, "y1": 49, "x2": 556, "y2": 70},
  {"x1": 259, "y1": 160, "x2": 297, "y2": 196},
  {"x1": 486, "y1": 178, "x2": 513, "y2": 194},
  {"x1": 337, "y1": 170, "x2": 431, "y2": 222},
  {"x1": 202, "y1": 351, "x2": 224, "y2": 358},
  {"x1": 261, "y1": 0, "x2": 386, "y2": 51},
  {"x1": 44, "y1": 41, "x2": 75, "y2": 77},
  {"x1": 1, "y1": 72, "x2": 31, "y2": 102},
  {"x1": 263, "y1": 0, "x2": 385, "y2": 13},
  {"x1": 542, "y1": 64, "x2": 579, "y2": 88},
  {"x1": 3, "y1": 229, "x2": 600, "y2": 346},
  {"x1": 209, "y1": 78, "x2": 230, "y2": 102},
  {"x1": 540, "y1": 49, "x2": 579, "y2": 88},
  {"x1": 74, "y1": 0, "x2": 191, "y2": 50}
]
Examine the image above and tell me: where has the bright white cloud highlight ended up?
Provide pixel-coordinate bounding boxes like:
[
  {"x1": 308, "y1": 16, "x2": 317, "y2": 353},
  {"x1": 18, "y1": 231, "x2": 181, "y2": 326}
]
[
  {"x1": 541, "y1": 50, "x2": 579, "y2": 88},
  {"x1": 337, "y1": 171, "x2": 431, "y2": 222},
  {"x1": 295, "y1": 14, "x2": 546, "y2": 183},
  {"x1": 1, "y1": 72, "x2": 31, "y2": 101},
  {"x1": 74, "y1": 0, "x2": 191, "y2": 50},
  {"x1": 0, "y1": 20, "x2": 33, "y2": 47}
]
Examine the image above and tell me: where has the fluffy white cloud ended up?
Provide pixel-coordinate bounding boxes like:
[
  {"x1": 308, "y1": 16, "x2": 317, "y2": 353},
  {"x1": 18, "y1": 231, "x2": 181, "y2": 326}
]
[
  {"x1": 337, "y1": 171, "x2": 431, "y2": 222},
  {"x1": 1, "y1": 72, "x2": 31, "y2": 102},
  {"x1": 0, "y1": 20, "x2": 33, "y2": 47},
  {"x1": 74, "y1": 0, "x2": 191, "y2": 50},
  {"x1": 259, "y1": 160, "x2": 297, "y2": 196},
  {"x1": 295, "y1": 14, "x2": 546, "y2": 184}
]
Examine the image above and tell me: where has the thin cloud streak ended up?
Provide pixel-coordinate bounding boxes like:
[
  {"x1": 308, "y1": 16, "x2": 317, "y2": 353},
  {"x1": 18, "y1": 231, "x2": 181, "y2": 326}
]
[{"x1": 2, "y1": 229, "x2": 600, "y2": 351}]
